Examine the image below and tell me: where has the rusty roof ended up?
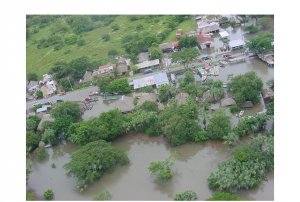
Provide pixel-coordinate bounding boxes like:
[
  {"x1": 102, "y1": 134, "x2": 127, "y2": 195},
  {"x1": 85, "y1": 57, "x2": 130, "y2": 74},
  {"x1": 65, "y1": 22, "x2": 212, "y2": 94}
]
[
  {"x1": 197, "y1": 34, "x2": 214, "y2": 44},
  {"x1": 99, "y1": 63, "x2": 116, "y2": 70},
  {"x1": 170, "y1": 41, "x2": 179, "y2": 47}
]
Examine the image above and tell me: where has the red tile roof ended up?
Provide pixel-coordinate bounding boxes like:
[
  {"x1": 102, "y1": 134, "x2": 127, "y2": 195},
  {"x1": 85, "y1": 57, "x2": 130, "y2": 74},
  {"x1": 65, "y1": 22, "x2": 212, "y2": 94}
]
[
  {"x1": 170, "y1": 41, "x2": 179, "y2": 47},
  {"x1": 197, "y1": 34, "x2": 214, "y2": 44},
  {"x1": 99, "y1": 63, "x2": 116, "y2": 70},
  {"x1": 176, "y1": 29, "x2": 183, "y2": 36}
]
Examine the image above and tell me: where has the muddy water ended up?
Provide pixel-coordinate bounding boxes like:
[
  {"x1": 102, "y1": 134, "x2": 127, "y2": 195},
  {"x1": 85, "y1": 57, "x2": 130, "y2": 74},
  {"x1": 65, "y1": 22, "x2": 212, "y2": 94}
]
[{"x1": 28, "y1": 135, "x2": 273, "y2": 201}]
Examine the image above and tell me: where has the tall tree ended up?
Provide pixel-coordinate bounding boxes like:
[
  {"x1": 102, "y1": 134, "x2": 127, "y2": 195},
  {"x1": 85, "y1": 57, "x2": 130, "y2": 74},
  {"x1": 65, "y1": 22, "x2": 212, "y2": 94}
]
[
  {"x1": 245, "y1": 34, "x2": 274, "y2": 54},
  {"x1": 97, "y1": 76, "x2": 111, "y2": 93},
  {"x1": 171, "y1": 48, "x2": 200, "y2": 68},
  {"x1": 230, "y1": 71, "x2": 263, "y2": 105},
  {"x1": 242, "y1": 24, "x2": 258, "y2": 33},
  {"x1": 63, "y1": 140, "x2": 130, "y2": 191},
  {"x1": 158, "y1": 83, "x2": 178, "y2": 102},
  {"x1": 69, "y1": 56, "x2": 89, "y2": 78},
  {"x1": 150, "y1": 46, "x2": 163, "y2": 60},
  {"x1": 206, "y1": 108, "x2": 231, "y2": 140},
  {"x1": 51, "y1": 101, "x2": 81, "y2": 119},
  {"x1": 178, "y1": 35, "x2": 199, "y2": 49},
  {"x1": 106, "y1": 78, "x2": 131, "y2": 93}
]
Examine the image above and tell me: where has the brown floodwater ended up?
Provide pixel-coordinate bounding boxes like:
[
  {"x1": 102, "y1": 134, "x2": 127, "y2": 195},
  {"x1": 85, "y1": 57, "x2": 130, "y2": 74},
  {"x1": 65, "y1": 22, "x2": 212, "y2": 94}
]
[{"x1": 27, "y1": 16, "x2": 274, "y2": 201}]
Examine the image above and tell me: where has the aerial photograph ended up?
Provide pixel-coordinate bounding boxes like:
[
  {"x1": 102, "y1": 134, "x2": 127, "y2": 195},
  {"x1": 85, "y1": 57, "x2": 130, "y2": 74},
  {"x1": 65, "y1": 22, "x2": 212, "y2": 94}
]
[{"x1": 25, "y1": 14, "x2": 274, "y2": 201}]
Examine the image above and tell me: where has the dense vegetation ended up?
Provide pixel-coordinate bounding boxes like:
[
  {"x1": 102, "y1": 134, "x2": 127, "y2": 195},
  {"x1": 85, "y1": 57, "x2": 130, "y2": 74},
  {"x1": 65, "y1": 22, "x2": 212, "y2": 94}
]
[
  {"x1": 174, "y1": 190, "x2": 198, "y2": 201},
  {"x1": 205, "y1": 192, "x2": 248, "y2": 201}
]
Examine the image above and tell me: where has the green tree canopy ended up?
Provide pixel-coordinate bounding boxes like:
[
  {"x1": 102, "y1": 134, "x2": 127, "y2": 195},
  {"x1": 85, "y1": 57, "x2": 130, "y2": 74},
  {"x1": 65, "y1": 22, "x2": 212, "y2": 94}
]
[
  {"x1": 205, "y1": 192, "x2": 248, "y2": 201},
  {"x1": 256, "y1": 17, "x2": 271, "y2": 28},
  {"x1": 27, "y1": 115, "x2": 41, "y2": 131},
  {"x1": 59, "y1": 77, "x2": 75, "y2": 89},
  {"x1": 230, "y1": 71, "x2": 263, "y2": 105},
  {"x1": 49, "y1": 61, "x2": 72, "y2": 80},
  {"x1": 206, "y1": 108, "x2": 231, "y2": 140},
  {"x1": 171, "y1": 48, "x2": 200, "y2": 68},
  {"x1": 51, "y1": 101, "x2": 81, "y2": 119},
  {"x1": 150, "y1": 46, "x2": 163, "y2": 60},
  {"x1": 108, "y1": 49, "x2": 118, "y2": 58},
  {"x1": 131, "y1": 65, "x2": 138, "y2": 73},
  {"x1": 148, "y1": 152, "x2": 177, "y2": 183},
  {"x1": 158, "y1": 83, "x2": 178, "y2": 102},
  {"x1": 66, "y1": 34, "x2": 78, "y2": 44},
  {"x1": 63, "y1": 140, "x2": 130, "y2": 191},
  {"x1": 174, "y1": 190, "x2": 198, "y2": 201},
  {"x1": 93, "y1": 190, "x2": 113, "y2": 201},
  {"x1": 36, "y1": 90, "x2": 43, "y2": 98},
  {"x1": 106, "y1": 78, "x2": 131, "y2": 93},
  {"x1": 27, "y1": 72, "x2": 38, "y2": 81},
  {"x1": 242, "y1": 24, "x2": 258, "y2": 33},
  {"x1": 52, "y1": 115, "x2": 76, "y2": 135},
  {"x1": 97, "y1": 76, "x2": 111, "y2": 93},
  {"x1": 178, "y1": 35, "x2": 199, "y2": 49},
  {"x1": 102, "y1": 33, "x2": 110, "y2": 41},
  {"x1": 136, "y1": 100, "x2": 159, "y2": 112},
  {"x1": 26, "y1": 131, "x2": 42, "y2": 150},
  {"x1": 245, "y1": 34, "x2": 274, "y2": 54},
  {"x1": 230, "y1": 20, "x2": 236, "y2": 27},
  {"x1": 68, "y1": 56, "x2": 89, "y2": 78}
]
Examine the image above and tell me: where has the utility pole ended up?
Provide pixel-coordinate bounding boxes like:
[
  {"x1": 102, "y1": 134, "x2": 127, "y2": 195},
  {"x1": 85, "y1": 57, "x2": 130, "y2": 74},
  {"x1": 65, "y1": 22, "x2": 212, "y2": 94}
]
[{"x1": 67, "y1": 77, "x2": 73, "y2": 91}]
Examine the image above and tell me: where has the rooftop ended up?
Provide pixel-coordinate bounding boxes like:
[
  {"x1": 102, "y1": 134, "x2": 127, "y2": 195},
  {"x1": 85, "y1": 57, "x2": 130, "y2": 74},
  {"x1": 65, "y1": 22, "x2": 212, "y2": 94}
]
[
  {"x1": 99, "y1": 64, "x2": 116, "y2": 70},
  {"x1": 115, "y1": 96, "x2": 135, "y2": 113},
  {"x1": 137, "y1": 52, "x2": 149, "y2": 63},
  {"x1": 197, "y1": 34, "x2": 214, "y2": 44},
  {"x1": 229, "y1": 39, "x2": 245, "y2": 47},
  {"x1": 37, "y1": 114, "x2": 55, "y2": 131},
  {"x1": 137, "y1": 93, "x2": 157, "y2": 105},
  {"x1": 136, "y1": 59, "x2": 160, "y2": 69}
]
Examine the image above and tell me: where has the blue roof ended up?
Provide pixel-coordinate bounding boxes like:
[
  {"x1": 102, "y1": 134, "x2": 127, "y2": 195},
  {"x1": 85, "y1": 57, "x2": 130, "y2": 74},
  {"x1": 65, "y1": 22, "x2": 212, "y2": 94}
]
[
  {"x1": 28, "y1": 85, "x2": 38, "y2": 91},
  {"x1": 153, "y1": 73, "x2": 168, "y2": 85},
  {"x1": 202, "y1": 55, "x2": 209, "y2": 58}
]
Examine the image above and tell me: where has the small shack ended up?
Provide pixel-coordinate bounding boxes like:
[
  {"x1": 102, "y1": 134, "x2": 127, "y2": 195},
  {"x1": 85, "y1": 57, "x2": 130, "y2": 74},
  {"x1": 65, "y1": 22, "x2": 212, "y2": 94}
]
[
  {"x1": 137, "y1": 93, "x2": 157, "y2": 105},
  {"x1": 137, "y1": 52, "x2": 149, "y2": 63},
  {"x1": 37, "y1": 114, "x2": 55, "y2": 131},
  {"x1": 229, "y1": 39, "x2": 245, "y2": 50},
  {"x1": 115, "y1": 96, "x2": 135, "y2": 113},
  {"x1": 200, "y1": 24, "x2": 220, "y2": 34},
  {"x1": 219, "y1": 31, "x2": 230, "y2": 39},
  {"x1": 261, "y1": 88, "x2": 274, "y2": 105},
  {"x1": 241, "y1": 101, "x2": 254, "y2": 108},
  {"x1": 220, "y1": 97, "x2": 236, "y2": 107},
  {"x1": 201, "y1": 91, "x2": 215, "y2": 103},
  {"x1": 211, "y1": 103, "x2": 220, "y2": 111},
  {"x1": 175, "y1": 92, "x2": 189, "y2": 105},
  {"x1": 79, "y1": 71, "x2": 94, "y2": 84},
  {"x1": 116, "y1": 57, "x2": 129, "y2": 74}
]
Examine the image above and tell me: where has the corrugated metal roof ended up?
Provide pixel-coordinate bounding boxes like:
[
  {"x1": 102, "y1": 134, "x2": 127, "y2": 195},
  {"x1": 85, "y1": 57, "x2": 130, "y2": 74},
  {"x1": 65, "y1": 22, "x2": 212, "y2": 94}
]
[
  {"x1": 176, "y1": 29, "x2": 183, "y2": 35},
  {"x1": 136, "y1": 59, "x2": 160, "y2": 69},
  {"x1": 153, "y1": 73, "x2": 169, "y2": 86},
  {"x1": 229, "y1": 39, "x2": 245, "y2": 47},
  {"x1": 219, "y1": 31, "x2": 230, "y2": 38},
  {"x1": 28, "y1": 85, "x2": 38, "y2": 91},
  {"x1": 133, "y1": 76, "x2": 155, "y2": 89},
  {"x1": 36, "y1": 106, "x2": 47, "y2": 113}
]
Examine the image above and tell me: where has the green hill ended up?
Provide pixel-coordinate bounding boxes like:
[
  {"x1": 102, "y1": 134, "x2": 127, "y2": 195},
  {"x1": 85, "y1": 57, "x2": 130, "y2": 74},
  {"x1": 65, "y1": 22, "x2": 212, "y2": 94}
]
[{"x1": 26, "y1": 15, "x2": 197, "y2": 80}]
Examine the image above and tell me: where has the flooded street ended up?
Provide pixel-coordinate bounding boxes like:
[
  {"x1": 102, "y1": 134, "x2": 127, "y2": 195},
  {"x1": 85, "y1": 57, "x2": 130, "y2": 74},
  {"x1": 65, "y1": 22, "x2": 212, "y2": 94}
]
[{"x1": 27, "y1": 16, "x2": 274, "y2": 201}]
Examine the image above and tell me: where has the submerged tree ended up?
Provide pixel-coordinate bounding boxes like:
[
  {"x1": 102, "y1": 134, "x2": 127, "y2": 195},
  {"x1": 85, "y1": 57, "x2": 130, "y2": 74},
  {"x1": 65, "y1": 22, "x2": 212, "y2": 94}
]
[
  {"x1": 148, "y1": 152, "x2": 178, "y2": 183},
  {"x1": 174, "y1": 190, "x2": 198, "y2": 201},
  {"x1": 93, "y1": 190, "x2": 113, "y2": 201}
]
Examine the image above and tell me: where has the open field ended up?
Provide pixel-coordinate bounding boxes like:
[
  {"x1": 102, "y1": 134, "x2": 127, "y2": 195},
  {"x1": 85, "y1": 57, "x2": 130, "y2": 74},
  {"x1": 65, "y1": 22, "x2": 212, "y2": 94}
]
[{"x1": 26, "y1": 15, "x2": 197, "y2": 80}]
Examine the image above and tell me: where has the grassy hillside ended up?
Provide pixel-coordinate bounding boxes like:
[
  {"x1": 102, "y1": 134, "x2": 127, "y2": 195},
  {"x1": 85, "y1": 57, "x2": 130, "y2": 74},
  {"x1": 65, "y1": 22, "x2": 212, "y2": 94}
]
[{"x1": 26, "y1": 15, "x2": 197, "y2": 80}]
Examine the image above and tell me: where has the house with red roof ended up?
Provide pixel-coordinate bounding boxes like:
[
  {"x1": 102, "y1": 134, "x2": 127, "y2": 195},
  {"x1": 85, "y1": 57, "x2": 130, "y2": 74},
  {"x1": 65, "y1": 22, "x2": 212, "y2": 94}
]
[{"x1": 197, "y1": 34, "x2": 214, "y2": 49}]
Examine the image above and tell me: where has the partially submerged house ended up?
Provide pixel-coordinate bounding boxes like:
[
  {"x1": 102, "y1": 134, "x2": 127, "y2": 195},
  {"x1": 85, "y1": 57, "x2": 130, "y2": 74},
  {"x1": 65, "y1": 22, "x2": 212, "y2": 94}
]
[
  {"x1": 137, "y1": 93, "x2": 157, "y2": 105},
  {"x1": 37, "y1": 114, "x2": 55, "y2": 131},
  {"x1": 79, "y1": 71, "x2": 94, "y2": 84},
  {"x1": 153, "y1": 73, "x2": 169, "y2": 88},
  {"x1": 200, "y1": 24, "x2": 220, "y2": 34},
  {"x1": 210, "y1": 103, "x2": 221, "y2": 111},
  {"x1": 135, "y1": 59, "x2": 160, "y2": 73},
  {"x1": 115, "y1": 96, "x2": 135, "y2": 113},
  {"x1": 219, "y1": 31, "x2": 230, "y2": 39},
  {"x1": 197, "y1": 34, "x2": 214, "y2": 49},
  {"x1": 241, "y1": 101, "x2": 254, "y2": 108},
  {"x1": 175, "y1": 92, "x2": 189, "y2": 105},
  {"x1": 220, "y1": 97, "x2": 236, "y2": 107},
  {"x1": 261, "y1": 88, "x2": 274, "y2": 105},
  {"x1": 229, "y1": 39, "x2": 245, "y2": 50}
]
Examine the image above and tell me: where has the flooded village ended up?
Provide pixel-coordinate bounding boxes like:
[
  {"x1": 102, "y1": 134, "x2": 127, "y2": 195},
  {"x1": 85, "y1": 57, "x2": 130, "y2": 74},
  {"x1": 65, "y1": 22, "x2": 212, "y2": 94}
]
[{"x1": 26, "y1": 14, "x2": 274, "y2": 201}]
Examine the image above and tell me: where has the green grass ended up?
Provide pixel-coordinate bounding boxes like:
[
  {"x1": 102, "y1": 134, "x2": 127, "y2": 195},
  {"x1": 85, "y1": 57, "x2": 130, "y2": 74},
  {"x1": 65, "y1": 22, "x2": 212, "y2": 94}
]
[
  {"x1": 26, "y1": 15, "x2": 197, "y2": 80},
  {"x1": 162, "y1": 17, "x2": 197, "y2": 43}
]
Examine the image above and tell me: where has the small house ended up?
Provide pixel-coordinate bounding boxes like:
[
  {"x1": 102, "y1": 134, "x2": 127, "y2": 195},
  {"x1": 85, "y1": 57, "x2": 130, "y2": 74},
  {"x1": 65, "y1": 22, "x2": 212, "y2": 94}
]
[
  {"x1": 79, "y1": 71, "x2": 94, "y2": 84},
  {"x1": 261, "y1": 88, "x2": 274, "y2": 105},
  {"x1": 153, "y1": 73, "x2": 169, "y2": 88},
  {"x1": 220, "y1": 97, "x2": 236, "y2": 107},
  {"x1": 210, "y1": 103, "x2": 221, "y2": 111},
  {"x1": 27, "y1": 81, "x2": 39, "y2": 92},
  {"x1": 137, "y1": 93, "x2": 157, "y2": 105},
  {"x1": 241, "y1": 101, "x2": 254, "y2": 108},
  {"x1": 135, "y1": 59, "x2": 160, "y2": 73},
  {"x1": 117, "y1": 57, "x2": 129, "y2": 74},
  {"x1": 98, "y1": 64, "x2": 116, "y2": 74},
  {"x1": 219, "y1": 31, "x2": 230, "y2": 39},
  {"x1": 137, "y1": 52, "x2": 149, "y2": 63},
  {"x1": 176, "y1": 29, "x2": 183, "y2": 36},
  {"x1": 201, "y1": 91, "x2": 218, "y2": 103},
  {"x1": 133, "y1": 76, "x2": 155, "y2": 89},
  {"x1": 197, "y1": 34, "x2": 214, "y2": 49},
  {"x1": 175, "y1": 92, "x2": 189, "y2": 105},
  {"x1": 200, "y1": 24, "x2": 220, "y2": 34},
  {"x1": 37, "y1": 114, "x2": 55, "y2": 131},
  {"x1": 229, "y1": 39, "x2": 245, "y2": 50},
  {"x1": 158, "y1": 43, "x2": 174, "y2": 52},
  {"x1": 115, "y1": 96, "x2": 135, "y2": 113}
]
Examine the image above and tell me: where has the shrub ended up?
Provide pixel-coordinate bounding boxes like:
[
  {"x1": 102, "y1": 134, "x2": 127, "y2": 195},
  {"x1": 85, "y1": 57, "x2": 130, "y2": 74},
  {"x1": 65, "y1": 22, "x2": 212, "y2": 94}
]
[
  {"x1": 136, "y1": 24, "x2": 143, "y2": 31},
  {"x1": 94, "y1": 23, "x2": 103, "y2": 29},
  {"x1": 43, "y1": 42, "x2": 50, "y2": 48},
  {"x1": 230, "y1": 105, "x2": 241, "y2": 113},
  {"x1": 195, "y1": 131, "x2": 208, "y2": 142},
  {"x1": 34, "y1": 147, "x2": 47, "y2": 161},
  {"x1": 36, "y1": 90, "x2": 43, "y2": 98},
  {"x1": 74, "y1": 85, "x2": 81, "y2": 90},
  {"x1": 133, "y1": 96, "x2": 138, "y2": 105},
  {"x1": 65, "y1": 87, "x2": 72, "y2": 92},
  {"x1": 206, "y1": 192, "x2": 248, "y2": 201},
  {"x1": 32, "y1": 103, "x2": 43, "y2": 111},
  {"x1": 102, "y1": 33, "x2": 110, "y2": 41},
  {"x1": 146, "y1": 126, "x2": 159, "y2": 137},
  {"x1": 84, "y1": 25, "x2": 94, "y2": 32},
  {"x1": 27, "y1": 72, "x2": 38, "y2": 81},
  {"x1": 64, "y1": 49, "x2": 71, "y2": 55},
  {"x1": 174, "y1": 190, "x2": 198, "y2": 201},
  {"x1": 77, "y1": 39, "x2": 86, "y2": 46},
  {"x1": 54, "y1": 90, "x2": 58, "y2": 94},
  {"x1": 66, "y1": 34, "x2": 78, "y2": 45},
  {"x1": 53, "y1": 44, "x2": 62, "y2": 51},
  {"x1": 43, "y1": 189, "x2": 53, "y2": 199},
  {"x1": 111, "y1": 24, "x2": 120, "y2": 31},
  {"x1": 51, "y1": 163, "x2": 56, "y2": 168},
  {"x1": 93, "y1": 190, "x2": 113, "y2": 201}
]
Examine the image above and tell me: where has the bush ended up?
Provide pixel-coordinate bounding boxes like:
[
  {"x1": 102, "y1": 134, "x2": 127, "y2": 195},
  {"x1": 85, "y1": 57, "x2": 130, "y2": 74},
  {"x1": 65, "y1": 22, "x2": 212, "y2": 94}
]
[
  {"x1": 53, "y1": 44, "x2": 62, "y2": 51},
  {"x1": 82, "y1": 83, "x2": 89, "y2": 88},
  {"x1": 174, "y1": 190, "x2": 198, "y2": 201},
  {"x1": 64, "y1": 49, "x2": 72, "y2": 55},
  {"x1": 65, "y1": 87, "x2": 72, "y2": 92},
  {"x1": 102, "y1": 33, "x2": 110, "y2": 41},
  {"x1": 43, "y1": 189, "x2": 53, "y2": 199},
  {"x1": 66, "y1": 34, "x2": 78, "y2": 44},
  {"x1": 146, "y1": 126, "x2": 159, "y2": 137},
  {"x1": 136, "y1": 24, "x2": 143, "y2": 31},
  {"x1": 77, "y1": 39, "x2": 86, "y2": 46},
  {"x1": 111, "y1": 24, "x2": 120, "y2": 31},
  {"x1": 51, "y1": 163, "x2": 56, "y2": 168},
  {"x1": 84, "y1": 25, "x2": 94, "y2": 32},
  {"x1": 195, "y1": 131, "x2": 208, "y2": 142},
  {"x1": 74, "y1": 85, "x2": 81, "y2": 90},
  {"x1": 94, "y1": 23, "x2": 103, "y2": 29},
  {"x1": 230, "y1": 105, "x2": 241, "y2": 113},
  {"x1": 54, "y1": 90, "x2": 58, "y2": 94},
  {"x1": 32, "y1": 103, "x2": 43, "y2": 111},
  {"x1": 206, "y1": 192, "x2": 248, "y2": 201},
  {"x1": 34, "y1": 147, "x2": 47, "y2": 161},
  {"x1": 27, "y1": 72, "x2": 38, "y2": 81},
  {"x1": 26, "y1": 131, "x2": 42, "y2": 150},
  {"x1": 36, "y1": 90, "x2": 43, "y2": 98},
  {"x1": 133, "y1": 96, "x2": 138, "y2": 105},
  {"x1": 43, "y1": 42, "x2": 50, "y2": 48}
]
